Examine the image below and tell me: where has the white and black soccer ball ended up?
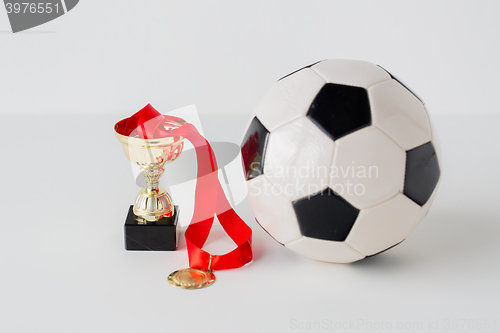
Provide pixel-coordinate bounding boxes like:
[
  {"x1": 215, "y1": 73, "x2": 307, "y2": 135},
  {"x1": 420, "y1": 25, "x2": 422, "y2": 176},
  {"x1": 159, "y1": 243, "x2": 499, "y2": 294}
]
[{"x1": 241, "y1": 59, "x2": 441, "y2": 263}]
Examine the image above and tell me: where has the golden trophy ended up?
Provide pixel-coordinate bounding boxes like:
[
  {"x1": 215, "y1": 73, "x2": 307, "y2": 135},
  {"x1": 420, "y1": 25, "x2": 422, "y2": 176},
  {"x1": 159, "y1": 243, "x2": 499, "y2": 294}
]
[{"x1": 114, "y1": 116, "x2": 186, "y2": 250}]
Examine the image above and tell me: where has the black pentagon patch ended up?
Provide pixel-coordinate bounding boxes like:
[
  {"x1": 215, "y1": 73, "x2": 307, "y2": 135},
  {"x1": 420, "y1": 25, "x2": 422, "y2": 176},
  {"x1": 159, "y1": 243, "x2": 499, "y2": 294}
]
[
  {"x1": 292, "y1": 188, "x2": 360, "y2": 242},
  {"x1": 377, "y1": 65, "x2": 424, "y2": 105},
  {"x1": 278, "y1": 60, "x2": 325, "y2": 81},
  {"x1": 307, "y1": 83, "x2": 371, "y2": 140},
  {"x1": 404, "y1": 142, "x2": 440, "y2": 206},
  {"x1": 240, "y1": 117, "x2": 269, "y2": 180}
]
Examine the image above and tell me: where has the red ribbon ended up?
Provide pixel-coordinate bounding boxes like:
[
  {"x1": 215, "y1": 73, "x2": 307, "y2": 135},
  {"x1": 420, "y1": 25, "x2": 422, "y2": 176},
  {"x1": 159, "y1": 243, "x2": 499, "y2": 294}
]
[{"x1": 115, "y1": 104, "x2": 253, "y2": 270}]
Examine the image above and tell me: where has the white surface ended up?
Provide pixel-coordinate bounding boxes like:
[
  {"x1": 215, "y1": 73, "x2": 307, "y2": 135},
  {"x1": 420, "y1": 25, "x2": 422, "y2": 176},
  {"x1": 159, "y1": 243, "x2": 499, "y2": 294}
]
[
  {"x1": 0, "y1": 114, "x2": 499, "y2": 333},
  {"x1": 1, "y1": 1, "x2": 500, "y2": 117}
]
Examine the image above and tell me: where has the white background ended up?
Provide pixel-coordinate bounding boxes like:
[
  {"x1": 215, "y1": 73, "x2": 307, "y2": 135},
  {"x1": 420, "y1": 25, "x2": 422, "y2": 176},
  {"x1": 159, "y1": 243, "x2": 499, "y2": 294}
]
[
  {"x1": 1, "y1": 1, "x2": 499, "y2": 333},
  {"x1": 0, "y1": 0, "x2": 499, "y2": 117}
]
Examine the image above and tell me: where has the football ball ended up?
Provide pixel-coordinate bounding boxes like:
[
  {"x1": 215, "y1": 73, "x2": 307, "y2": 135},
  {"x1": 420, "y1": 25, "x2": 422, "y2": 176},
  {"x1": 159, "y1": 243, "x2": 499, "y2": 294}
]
[{"x1": 241, "y1": 59, "x2": 441, "y2": 263}]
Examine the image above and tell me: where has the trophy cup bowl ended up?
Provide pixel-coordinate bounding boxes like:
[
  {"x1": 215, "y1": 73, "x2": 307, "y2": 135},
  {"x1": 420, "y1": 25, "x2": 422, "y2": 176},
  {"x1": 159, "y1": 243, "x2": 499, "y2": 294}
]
[{"x1": 114, "y1": 118, "x2": 185, "y2": 223}]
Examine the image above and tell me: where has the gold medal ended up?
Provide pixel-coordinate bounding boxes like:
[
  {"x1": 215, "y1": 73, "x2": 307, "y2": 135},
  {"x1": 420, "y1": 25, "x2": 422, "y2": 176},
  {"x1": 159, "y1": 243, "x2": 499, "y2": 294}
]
[
  {"x1": 168, "y1": 268, "x2": 215, "y2": 289},
  {"x1": 168, "y1": 255, "x2": 215, "y2": 289}
]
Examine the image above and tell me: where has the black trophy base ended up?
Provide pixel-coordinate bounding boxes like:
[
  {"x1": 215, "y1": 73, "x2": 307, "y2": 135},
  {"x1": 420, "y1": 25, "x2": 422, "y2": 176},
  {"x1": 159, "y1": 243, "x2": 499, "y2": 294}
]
[{"x1": 124, "y1": 205, "x2": 179, "y2": 251}]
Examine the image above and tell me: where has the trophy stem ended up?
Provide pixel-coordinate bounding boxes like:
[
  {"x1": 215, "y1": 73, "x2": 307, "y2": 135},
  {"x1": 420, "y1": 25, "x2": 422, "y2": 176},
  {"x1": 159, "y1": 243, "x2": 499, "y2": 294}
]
[
  {"x1": 146, "y1": 180, "x2": 160, "y2": 193},
  {"x1": 143, "y1": 167, "x2": 164, "y2": 190},
  {"x1": 132, "y1": 166, "x2": 174, "y2": 222}
]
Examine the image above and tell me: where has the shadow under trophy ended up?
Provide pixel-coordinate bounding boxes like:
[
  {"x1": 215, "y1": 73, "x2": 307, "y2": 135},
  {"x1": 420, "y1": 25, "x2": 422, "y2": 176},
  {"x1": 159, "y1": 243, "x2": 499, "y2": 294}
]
[{"x1": 114, "y1": 117, "x2": 186, "y2": 251}]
